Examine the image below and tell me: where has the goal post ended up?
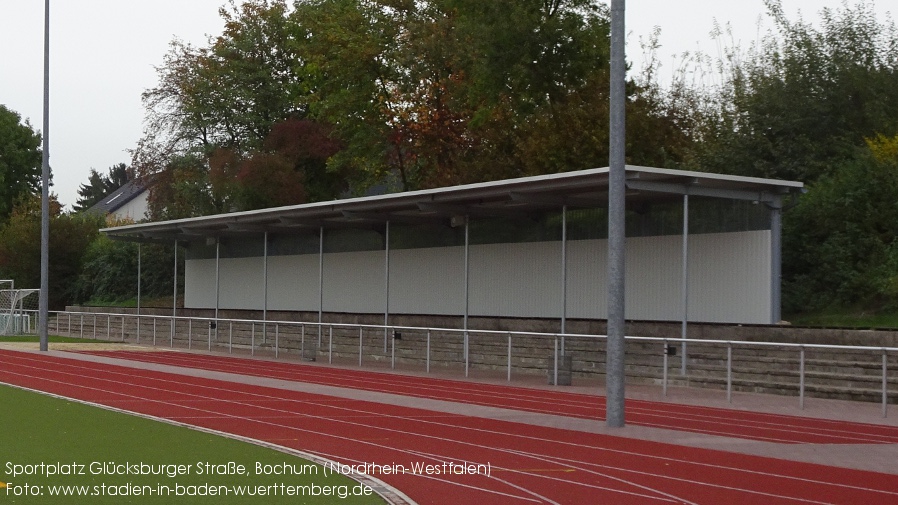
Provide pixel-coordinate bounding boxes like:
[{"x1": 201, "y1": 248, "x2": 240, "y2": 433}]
[{"x1": 0, "y1": 286, "x2": 40, "y2": 336}]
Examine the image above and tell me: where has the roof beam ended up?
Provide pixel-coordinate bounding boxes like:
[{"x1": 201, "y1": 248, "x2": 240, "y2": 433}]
[
  {"x1": 626, "y1": 180, "x2": 779, "y2": 203},
  {"x1": 508, "y1": 192, "x2": 600, "y2": 208}
]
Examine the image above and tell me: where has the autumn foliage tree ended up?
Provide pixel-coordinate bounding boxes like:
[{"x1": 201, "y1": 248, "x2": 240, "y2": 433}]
[{"x1": 133, "y1": 0, "x2": 692, "y2": 218}]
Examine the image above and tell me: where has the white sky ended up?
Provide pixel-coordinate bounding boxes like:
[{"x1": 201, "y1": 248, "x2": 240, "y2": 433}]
[{"x1": 0, "y1": 0, "x2": 894, "y2": 209}]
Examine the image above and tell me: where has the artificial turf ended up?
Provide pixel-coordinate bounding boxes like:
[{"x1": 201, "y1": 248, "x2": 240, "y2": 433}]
[{"x1": 0, "y1": 384, "x2": 385, "y2": 504}]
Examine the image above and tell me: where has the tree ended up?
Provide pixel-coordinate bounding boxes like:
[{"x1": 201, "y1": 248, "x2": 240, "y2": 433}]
[
  {"x1": 0, "y1": 105, "x2": 42, "y2": 222},
  {"x1": 295, "y1": 0, "x2": 686, "y2": 191},
  {"x1": 140, "y1": 0, "x2": 304, "y2": 157},
  {"x1": 0, "y1": 195, "x2": 100, "y2": 309},
  {"x1": 73, "y1": 163, "x2": 132, "y2": 212},
  {"x1": 684, "y1": 0, "x2": 898, "y2": 183},
  {"x1": 135, "y1": 0, "x2": 694, "y2": 218},
  {"x1": 783, "y1": 134, "x2": 898, "y2": 312}
]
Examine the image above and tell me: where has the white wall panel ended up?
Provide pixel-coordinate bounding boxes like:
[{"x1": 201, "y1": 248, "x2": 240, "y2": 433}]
[
  {"x1": 625, "y1": 235, "x2": 684, "y2": 320},
  {"x1": 687, "y1": 231, "x2": 771, "y2": 323},
  {"x1": 184, "y1": 258, "x2": 216, "y2": 309},
  {"x1": 184, "y1": 229, "x2": 773, "y2": 324},
  {"x1": 390, "y1": 246, "x2": 465, "y2": 315},
  {"x1": 219, "y1": 257, "x2": 265, "y2": 310},
  {"x1": 322, "y1": 250, "x2": 384, "y2": 313},
  {"x1": 267, "y1": 255, "x2": 320, "y2": 311},
  {"x1": 566, "y1": 240, "x2": 607, "y2": 319},
  {"x1": 564, "y1": 230, "x2": 771, "y2": 323},
  {"x1": 469, "y1": 241, "x2": 562, "y2": 318}
]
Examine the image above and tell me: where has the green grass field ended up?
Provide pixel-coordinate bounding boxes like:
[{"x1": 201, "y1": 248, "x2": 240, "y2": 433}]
[
  {"x1": 786, "y1": 309, "x2": 898, "y2": 329},
  {"x1": 0, "y1": 384, "x2": 385, "y2": 504}
]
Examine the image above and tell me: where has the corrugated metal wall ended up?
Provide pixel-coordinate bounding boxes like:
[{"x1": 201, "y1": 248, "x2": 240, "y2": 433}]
[{"x1": 184, "y1": 229, "x2": 772, "y2": 324}]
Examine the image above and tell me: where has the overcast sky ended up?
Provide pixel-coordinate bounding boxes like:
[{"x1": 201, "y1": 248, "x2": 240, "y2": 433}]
[{"x1": 1, "y1": 1, "x2": 894, "y2": 209}]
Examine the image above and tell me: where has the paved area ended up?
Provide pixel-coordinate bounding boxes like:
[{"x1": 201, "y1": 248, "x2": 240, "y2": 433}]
[{"x1": 5, "y1": 341, "x2": 898, "y2": 475}]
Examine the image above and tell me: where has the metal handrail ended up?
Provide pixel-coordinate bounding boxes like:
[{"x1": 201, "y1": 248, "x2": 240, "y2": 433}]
[{"x1": 42, "y1": 309, "x2": 896, "y2": 418}]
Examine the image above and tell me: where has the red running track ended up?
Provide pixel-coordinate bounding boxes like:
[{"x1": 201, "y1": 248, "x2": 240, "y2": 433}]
[
  {"x1": 82, "y1": 349, "x2": 898, "y2": 445},
  {"x1": 2, "y1": 349, "x2": 898, "y2": 504}
]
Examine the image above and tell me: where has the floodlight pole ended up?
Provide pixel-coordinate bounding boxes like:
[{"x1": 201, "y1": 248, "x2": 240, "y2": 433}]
[
  {"x1": 606, "y1": 0, "x2": 627, "y2": 428},
  {"x1": 38, "y1": 0, "x2": 50, "y2": 352},
  {"x1": 137, "y1": 244, "x2": 142, "y2": 316}
]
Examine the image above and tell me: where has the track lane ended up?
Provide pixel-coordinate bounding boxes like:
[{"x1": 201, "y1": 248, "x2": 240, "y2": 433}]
[
  {"x1": 80, "y1": 349, "x2": 898, "y2": 445},
  {"x1": 2, "y1": 350, "x2": 898, "y2": 504}
]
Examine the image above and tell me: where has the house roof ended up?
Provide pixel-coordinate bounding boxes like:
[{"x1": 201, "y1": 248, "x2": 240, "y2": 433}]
[
  {"x1": 101, "y1": 165, "x2": 804, "y2": 243},
  {"x1": 87, "y1": 178, "x2": 148, "y2": 216}
]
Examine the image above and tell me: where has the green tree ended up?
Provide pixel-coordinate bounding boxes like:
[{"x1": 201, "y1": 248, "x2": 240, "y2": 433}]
[
  {"x1": 784, "y1": 134, "x2": 898, "y2": 312},
  {"x1": 0, "y1": 105, "x2": 42, "y2": 221},
  {"x1": 72, "y1": 235, "x2": 180, "y2": 305},
  {"x1": 141, "y1": 0, "x2": 304, "y2": 156},
  {"x1": 296, "y1": 0, "x2": 686, "y2": 190},
  {"x1": 73, "y1": 163, "x2": 132, "y2": 212},
  {"x1": 685, "y1": 0, "x2": 898, "y2": 182},
  {"x1": 0, "y1": 196, "x2": 101, "y2": 309}
]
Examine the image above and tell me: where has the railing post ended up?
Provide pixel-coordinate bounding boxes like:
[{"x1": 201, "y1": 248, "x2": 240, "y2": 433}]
[
  {"x1": 799, "y1": 346, "x2": 806, "y2": 410},
  {"x1": 136, "y1": 316, "x2": 140, "y2": 344},
  {"x1": 275, "y1": 323, "x2": 279, "y2": 358},
  {"x1": 727, "y1": 343, "x2": 733, "y2": 403},
  {"x1": 153, "y1": 317, "x2": 156, "y2": 346},
  {"x1": 359, "y1": 327, "x2": 363, "y2": 366},
  {"x1": 93, "y1": 314, "x2": 96, "y2": 340},
  {"x1": 426, "y1": 329, "x2": 431, "y2": 373},
  {"x1": 553, "y1": 335, "x2": 559, "y2": 386},
  {"x1": 207, "y1": 320, "x2": 212, "y2": 351},
  {"x1": 662, "y1": 339, "x2": 668, "y2": 397},
  {"x1": 507, "y1": 332, "x2": 512, "y2": 382},
  {"x1": 106, "y1": 315, "x2": 110, "y2": 340},
  {"x1": 391, "y1": 329, "x2": 396, "y2": 370},
  {"x1": 121, "y1": 315, "x2": 125, "y2": 342},
  {"x1": 300, "y1": 324, "x2": 305, "y2": 358},
  {"x1": 464, "y1": 330, "x2": 469, "y2": 378},
  {"x1": 79, "y1": 314, "x2": 83, "y2": 339},
  {"x1": 883, "y1": 350, "x2": 889, "y2": 419},
  {"x1": 328, "y1": 325, "x2": 333, "y2": 364},
  {"x1": 251, "y1": 323, "x2": 255, "y2": 356},
  {"x1": 188, "y1": 318, "x2": 192, "y2": 349},
  {"x1": 228, "y1": 321, "x2": 233, "y2": 354}
]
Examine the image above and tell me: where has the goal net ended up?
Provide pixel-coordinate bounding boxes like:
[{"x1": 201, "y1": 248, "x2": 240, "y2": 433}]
[{"x1": 0, "y1": 282, "x2": 40, "y2": 336}]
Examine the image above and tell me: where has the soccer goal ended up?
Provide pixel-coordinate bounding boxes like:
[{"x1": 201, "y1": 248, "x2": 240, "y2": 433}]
[{"x1": 0, "y1": 281, "x2": 40, "y2": 336}]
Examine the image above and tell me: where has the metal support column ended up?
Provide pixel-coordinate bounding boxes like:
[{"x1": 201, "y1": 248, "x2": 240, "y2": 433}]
[
  {"x1": 606, "y1": 0, "x2": 627, "y2": 428},
  {"x1": 464, "y1": 216, "x2": 470, "y2": 377},
  {"x1": 384, "y1": 220, "x2": 390, "y2": 352},
  {"x1": 263, "y1": 231, "x2": 268, "y2": 343},
  {"x1": 214, "y1": 238, "x2": 220, "y2": 340},
  {"x1": 770, "y1": 199, "x2": 783, "y2": 324},
  {"x1": 137, "y1": 243, "x2": 142, "y2": 317},
  {"x1": 318, "y1": 226, "x2": 324, "y2": 347},
  {"x1": 172, "y1": 240, "x2": 178, "y2": 345},
  {"x1": 561, "y1": 205, "x2": 568, "y2": 354},
  {"x1": 681, "y1": 193, "x2": 690, "y2": 375}
]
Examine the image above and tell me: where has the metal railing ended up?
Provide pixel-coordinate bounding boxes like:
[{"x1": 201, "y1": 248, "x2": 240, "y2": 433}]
[{"x1": 40, "y1": 310, "x2": 898, "y2": 418}]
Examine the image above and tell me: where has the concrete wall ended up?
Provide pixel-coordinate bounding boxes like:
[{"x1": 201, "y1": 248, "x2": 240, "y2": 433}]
[{"x1": 183, "y1": 229, "x2": 772, "y2": 324}]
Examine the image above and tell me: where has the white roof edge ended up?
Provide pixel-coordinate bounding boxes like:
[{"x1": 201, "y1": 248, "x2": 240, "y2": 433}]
[
  {"x1": 101, "y1": 166, "x2": 802, "y2": 234},
  {"x1": 625, "y1": 165, "x2": 805, "y2": 188}
]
